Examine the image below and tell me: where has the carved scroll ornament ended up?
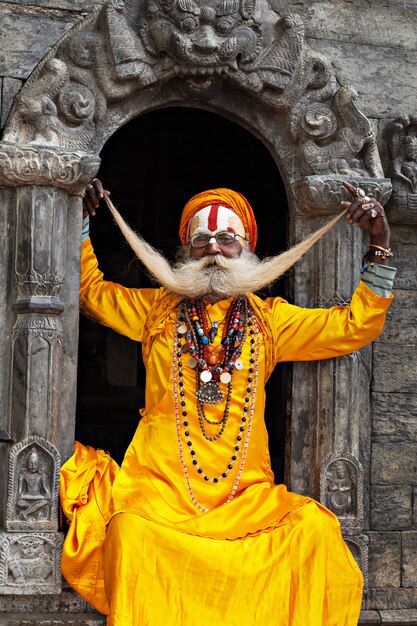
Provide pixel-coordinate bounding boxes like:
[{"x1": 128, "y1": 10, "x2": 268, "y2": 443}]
[{"x1": 0, "y1": 0, "x2": 386, "y2": 191}]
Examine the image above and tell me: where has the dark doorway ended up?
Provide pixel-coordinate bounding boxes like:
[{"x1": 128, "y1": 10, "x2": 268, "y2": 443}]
[{"x1": 75, "y1": 106, "x2": 289, "y2": 482}]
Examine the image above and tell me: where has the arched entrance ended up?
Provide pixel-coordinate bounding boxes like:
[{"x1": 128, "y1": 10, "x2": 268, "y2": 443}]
[{"x1": 76, "y1": 106, "x2": 288, "y2": 479}]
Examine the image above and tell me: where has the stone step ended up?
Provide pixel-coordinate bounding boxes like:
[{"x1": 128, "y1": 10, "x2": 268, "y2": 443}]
[
  {"x1": 360, "y1": 609, "x2": 417, "y2": 625},
  {"x1": 2, "y1": 610, "x2": 417, "y2": 626},
  {"x1": 0, "y1": 616, "x2": 106, "y2": 626}
]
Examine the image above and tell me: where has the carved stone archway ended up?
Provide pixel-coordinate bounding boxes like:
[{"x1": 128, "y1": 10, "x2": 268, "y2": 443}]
[{"x1": 0, "y1": 0, "x2": 392, "y2": 595}]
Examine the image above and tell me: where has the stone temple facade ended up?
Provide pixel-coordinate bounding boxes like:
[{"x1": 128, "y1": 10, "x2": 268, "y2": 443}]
[{"x1": 0, "y1": 0, "x2": 416, "y2": 624}]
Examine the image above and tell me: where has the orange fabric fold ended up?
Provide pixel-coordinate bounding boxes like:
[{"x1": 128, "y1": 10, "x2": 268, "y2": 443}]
[{"x1": 60, "y1": 442, "x2": 120, "y2": 615}]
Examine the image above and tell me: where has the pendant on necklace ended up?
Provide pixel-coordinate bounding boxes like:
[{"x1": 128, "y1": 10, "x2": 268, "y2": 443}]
[
  {"x1": 205, "y1": 344, "x2": 223, "y2": 365},
  {"x1": 200, "y1": 369, "x2": 212, "y2": 383},
  {"x1": 196, "y1": 380, "x2": 224, "y2": 404},
  {"x1": 220, "y1": 371, "x2": 232, "y2": 384}
]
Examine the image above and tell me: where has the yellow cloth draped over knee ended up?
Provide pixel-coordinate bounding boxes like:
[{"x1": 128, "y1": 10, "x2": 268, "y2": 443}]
[
  {"x1": 60, "y1": 442, "x2": 119, "y2": 615},
  {"x1": 60, "y1": 238, "x2": 393, "y2": 623}
]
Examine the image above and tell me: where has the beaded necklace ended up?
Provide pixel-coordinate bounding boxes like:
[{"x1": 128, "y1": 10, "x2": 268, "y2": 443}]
[
  {"x1": 173, "y1": 297, "x2": 261, "y2": 513},
  {"x1": 178, "y1": 297, "x2": 249, "y2": 406}
]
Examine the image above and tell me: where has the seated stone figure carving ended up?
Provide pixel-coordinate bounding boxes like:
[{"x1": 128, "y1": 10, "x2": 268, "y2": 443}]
[{"x1": 16, "y1": 447, "x2": 50, "y2": 521}]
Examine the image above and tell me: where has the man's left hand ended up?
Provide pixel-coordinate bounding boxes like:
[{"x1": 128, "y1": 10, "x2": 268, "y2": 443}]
[{"x1": 341, "y1": 181, "x2": 390, "y2": 248}]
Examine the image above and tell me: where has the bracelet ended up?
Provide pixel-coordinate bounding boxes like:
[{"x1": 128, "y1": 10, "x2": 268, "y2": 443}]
[
  {"x1": 361, "y1": 246, "x2": 393, "y2": 272},
  {"x1": 368, "y1": 244, "x2": 394, "y2": 257},
  {"x1": 371, "y1": 249, "x2": 393, "y2": 259}
]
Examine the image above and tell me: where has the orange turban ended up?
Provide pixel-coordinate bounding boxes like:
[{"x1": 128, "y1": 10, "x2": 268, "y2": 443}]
[{"x1": 179, "y1": 188, "x2": 258, "y2": 252}]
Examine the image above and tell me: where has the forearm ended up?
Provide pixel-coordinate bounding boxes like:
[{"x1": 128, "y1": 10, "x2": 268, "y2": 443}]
[{"x1": 80, "y1": 236, "x2": 157, "y2": 342}]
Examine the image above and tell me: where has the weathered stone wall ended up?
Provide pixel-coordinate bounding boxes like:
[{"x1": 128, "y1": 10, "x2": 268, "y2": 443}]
[{"x1": 0, "y1": 1, "x2": 416, "y2": 624}]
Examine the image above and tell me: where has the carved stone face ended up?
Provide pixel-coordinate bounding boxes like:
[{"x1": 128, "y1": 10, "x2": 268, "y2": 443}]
[
  {"x1": 333, "y1": 462, "x2": 348, "y2": 478},
  {"x1": 26, "y1": 450, "x2": 40, "y2": 473},
  {"x1": 17, "y1": 537, "x2": 44, "y2": 558},
  {"x1": 141, "y1": 0, "x2": 261, "y2": 73}
]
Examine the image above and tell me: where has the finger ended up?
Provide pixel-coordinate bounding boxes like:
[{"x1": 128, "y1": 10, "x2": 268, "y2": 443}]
[
  {"x1": 83, "y1": 194, "x2": 96, "y2": 216},
  {"x1": 343, "y1": 181, "x2": 359, "y2": 197},
  {"x1": 92, "y1": 178, "x2": 111, "y2": 199},
  {"x1": 92, "y1": 178, "x2": 105, "y2": 199},
  {"x1": 344, "y1": 200, "x2": 364, "y2": 219},
  {"x1": 88, "y1": 186, "x2": 101, "y2": 208},
  {"x1": 348, "y1": 205, "x2": 370, "y2": 225}
]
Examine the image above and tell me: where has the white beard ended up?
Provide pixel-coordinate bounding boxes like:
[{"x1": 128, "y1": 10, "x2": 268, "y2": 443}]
[
  {"x1": 170, "y1": 250, "x2": 268, "y2": 299},
  {"x1": 104, "y1": 196, "x2": 347, "y2": 300}
]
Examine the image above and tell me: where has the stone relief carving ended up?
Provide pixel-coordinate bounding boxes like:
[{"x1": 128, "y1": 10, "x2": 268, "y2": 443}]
[
  {"x1": 386, "y1": 116, "x2": 417, "y2": 224},
  {"x1": 8, "y1": 328, "x2": 63, "y2": 453},
  {"x1": 139, "y1": 0, "x2": 265, "y2": 94},
  {"x1": 291, "y1": 86, "x2": 382, "y2": 179},
  {"x1": 292, "y1": 175, "x2": 392, "y2": 216},
  {"x1": 0, "y1": 144, "x2": 100, "y2": 194},
  {"x1": 13, "y1": 187, "x2": 67, "y2": 303},
  {"x1": 3, "y1": 58, "x2": 96, "y2": 150},
  {"x1": 15, "y1": 447, "x2": 51, "y2": 522},
  {"x1": 6, "y1": 436, "x2": 60, "y2": 532},
  {"x1": 0, "y1": 532, "x2": 63, "y2": 595},
  {"x1": 0, "y1": 0, "x2": 386, "y2": 192},
  {"x1": 320, "y1": 451, "x2": 363, "y2": 534}
]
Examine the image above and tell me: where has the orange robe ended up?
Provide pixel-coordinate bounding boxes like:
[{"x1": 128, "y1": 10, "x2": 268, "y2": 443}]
[{"x1": 61, "y1": 238, "x2": 393, "y2": 625}]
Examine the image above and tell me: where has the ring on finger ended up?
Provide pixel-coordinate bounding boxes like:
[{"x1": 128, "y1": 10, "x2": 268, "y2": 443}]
[
  {"x1": 369, "y1": 208, "x2": 378, "y2": 218},
  {"x1": 361, "y1": 202, "x2": 375, "y2": 211},
  {"x1": 355, "y1": 187, "x2": 366, "y2": 198}
]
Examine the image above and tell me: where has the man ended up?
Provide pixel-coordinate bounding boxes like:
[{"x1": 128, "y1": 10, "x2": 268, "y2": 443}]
[{"x1": 61, "y1": 181, "x2": 395, "y2": 626}]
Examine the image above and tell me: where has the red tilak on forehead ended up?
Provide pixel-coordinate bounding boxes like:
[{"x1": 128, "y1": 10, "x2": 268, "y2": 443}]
[{"x1": 207, "y1": 205, "x2": 220, "y2": 232}]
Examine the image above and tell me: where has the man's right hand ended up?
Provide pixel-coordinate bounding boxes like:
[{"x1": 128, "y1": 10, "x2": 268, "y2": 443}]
[{"x1": 83, "y1": 179, "x2": 110, "y2": 217}]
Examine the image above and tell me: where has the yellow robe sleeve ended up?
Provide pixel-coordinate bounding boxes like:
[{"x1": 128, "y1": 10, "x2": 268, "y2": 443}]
[
  {"x1": 80, "y1": 238, "x2": 159, "y2": 342},
  {"x1": 268, "y1": 281, "x2": 393, "y2": 362}
]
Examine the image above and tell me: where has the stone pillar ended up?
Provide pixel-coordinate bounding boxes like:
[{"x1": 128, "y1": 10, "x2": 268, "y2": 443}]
[
  {"x1": 286, "y1": 174, "x2": 392, "y2": 587},
  {"x1": 0, "y1": 144, "x2": 99, "y2": 595}
]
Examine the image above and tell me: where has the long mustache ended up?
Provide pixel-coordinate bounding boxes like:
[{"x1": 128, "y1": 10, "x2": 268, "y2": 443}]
[{"x1": 103, "y1": 195, "x2": 347, "y2": 298}]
